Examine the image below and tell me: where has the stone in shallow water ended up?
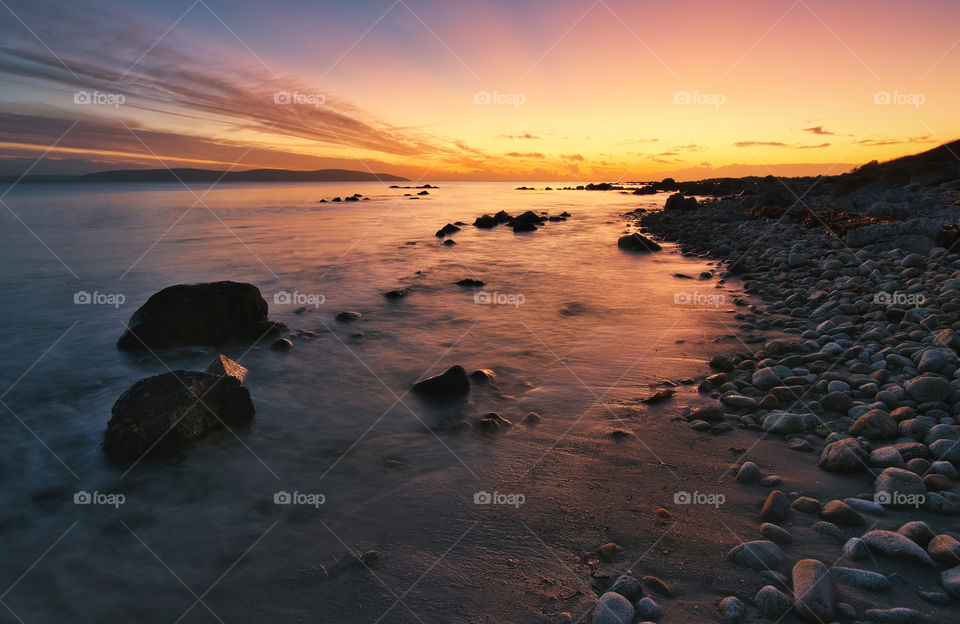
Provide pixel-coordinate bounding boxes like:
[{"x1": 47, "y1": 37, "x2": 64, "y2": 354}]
[{"x1": 411, "y1": 365, "x2": 470, "y2": 398}]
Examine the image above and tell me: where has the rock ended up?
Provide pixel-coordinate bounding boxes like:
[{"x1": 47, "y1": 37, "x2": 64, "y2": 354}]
[
  {"x1": 821, "y1": 391, "x2": 854, "y2": 413},
  {"x1": 928, "y1": 534, "x2": 960, "y2": 566},
  {"x1": 905, "y1": 375, "x2": 951, "y2": 403},
  {"x1": 820, "y1": 500, "x2": 865, "y2": 526},
  {"x1": 608, "y1": 574, "x2": 643, "y2": 601},
  {"x1": 102, "y1": 370, "x2": 255, "y2": 460},
  {"x1": 411, "y1": 365, "x2": 470, "y2": 399},
  {"x1": 641, "y1": 575, "x2": 673, "y2": 596},
  {"x1": 384, "y1": 287, "x2": 411, "y2": 299},
  {"x1": 874, "y1": 467, "x2": 926, "y2": 508},
  {"x1": 597, "y1": 542, "x2": 619, "y2": 561},
  {"x1": 942, "y1": 565, "x2": 960, "y2": 597},
  {"x1": 930, "y1": 438, "x2": 960, "y2": 462},
  {"x1": 468, "y1": 369, "x2": 495, "y2": 383},
  {"x1": 752, "y1": 367, "x2": 781, "y2": 390},
  {"x1": 271, "y1": 338, "x2": 293, "y2": 351},
  {"x1": 455, "y1": 278, "x2": 485, "y2": 287},
  {"x1": 206, "y1": 354, "x2": 248, "y2": 382},
  {"x1": 861, "y1": 530, "x2": 935, "y2": 566},
  {"x1": 918, "y1": 349, "x2": 952, "y2": 374},
  {"x1": 718, "y1": 596, "x2": 744, "y2": 624},
  {"x1": 634, "y1": 597, "x2": 661, "y2": 621},
  {"x1": 850, "y1": 409, "x2": 898, "y2": 440},
  {"x1": 727, "y1": 540, "x2": 784, "y2": 570},
  {"x1": 864, "y1": 607, "x2": 925, "y2": 623},
  {"x1": 617, "y1": 233, "x2": 661, "y2": 252},
  {"x1": 792, "y1": 559, "x2": 834, "y2": 622},
  {"x1": 829, "y1": 566, "x2": 890, "y2": 591},
  {"x1": 843, "y1": 497, "x2": 885, "y2": 515},
  {"x1": 754, "y1": 585, "x2": 792, "y2": 619},
  {"x1": 812, "y1": 521, "x2": 842, "y2": 539},
  {"x1": 435, "y1": 223, "x2": 460, "y2": 237},
  {"x1": 760, "y1": 523, "x2": 792, "y2": 543},
  {"x1": 761, "y1": 490, "x2": 790, "y2": 522},
  {"x1": 521, "y1": 411, "x2": 542, "y2": 426},
  {"x1": 843, "y1": 537, "x2": 871, "y2": 560},
  {"x1": 819, "y1": 438, "x2": 868, "y2": 472},
  {"x1": 787, "y1": 437, "x2": 813, "y2": 452},
  {"x1": 762, "y1": 412, "x2": 806, "y2": 434},
  {"x1": 736, "y1": 461, "x2": 761, "y2": 483},
  {"x1": 691, "y1": 405, "x2": 725, "y2": 422},
  {"x1": 710, "y1": 355, "x2": 734, "y2": 371},
  {"x1": 898, "y1": 521, "x2": 936, "y2": 548},
  {"x1": 117, "y1": 281, "x2": 285, "y2": 350},
  {"x1": 335, "y1": 311, "x2": 362, "y2": 322},
  {"x1": 791, "y1": 497, "x2": 821, "y2": 513},
  {"x1": 722, "y1": 394, "x2": 758, "y2": 409},
  {"x1": 591, "y1": 592, "x2": 634, "y2": 624},
  {"x1": 473, "y1": 214, "x2": 497, "y2": 228},
  {"x1": 923, "y1": 473, "x2": 952, "y2": 491}
]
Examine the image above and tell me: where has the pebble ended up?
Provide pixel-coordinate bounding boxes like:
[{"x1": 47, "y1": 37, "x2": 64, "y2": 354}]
[
  {"x1": 860, "y1": 530, "x2": 936, "y2": 566},
  {"x1": 634, "y1": 597, "x2": 661, "y2": 621},
  {"x1": 759, "y1": 523, "x2": 792, "y2": 543},
  {"x1": 753, "y1": 585, "x2": 791, "y2": 619},
  {"x1": 735, "y1": 461, "x2": 761, "y2": 483},
  {"x1": 717, "y1": 596, "x2": 744, "y2": 624},
  {"x1": 792, "y1": 559, "x2": 835, "y2": 622},
  {"x1": 819, "y1": 500, "x2": 865, "y2": 526}
]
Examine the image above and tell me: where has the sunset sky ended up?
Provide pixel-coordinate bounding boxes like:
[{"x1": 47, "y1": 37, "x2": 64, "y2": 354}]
[{"x1": 0, "y1": 0, "x2": 958, "y2": 181}]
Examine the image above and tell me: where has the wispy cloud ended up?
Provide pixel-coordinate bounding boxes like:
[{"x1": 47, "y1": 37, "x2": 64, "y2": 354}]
[
  {"x1": 505, "y1": 152, "x2": 545, "y2": 159},
  {"x1": 803, "y1": 126, "x2": 835, "y2": 136},
  {"x1": 857, "y1": 135, "x2": 937, "y2": 146},
  {"x1": 734, "y1": 141, "x2": 831, "y2": 149},
  {"x1": 497, "y1": 132, "x2": 540, "y2": 139}
]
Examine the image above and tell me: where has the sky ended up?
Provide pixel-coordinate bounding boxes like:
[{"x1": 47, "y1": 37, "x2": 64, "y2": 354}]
[{"x1": 0, "y1": 0, "x2": 958, "y2": 181}]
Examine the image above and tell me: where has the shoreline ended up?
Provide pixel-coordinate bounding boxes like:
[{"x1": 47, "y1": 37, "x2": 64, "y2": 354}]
[{"x1": 610, "y1": 177, "x2": 960, "y2": 622}]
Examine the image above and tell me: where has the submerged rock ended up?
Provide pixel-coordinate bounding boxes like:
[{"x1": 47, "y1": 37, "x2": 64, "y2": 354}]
[
  {"x1": 103, "y1": 370, "x2": 254, "y2": 460},
  {"x1": 411, "y1": 365, "x2": 470, "y2": 399},
  {"x1": 117, "y1": 281, "x2": 285, "y2": 350}
]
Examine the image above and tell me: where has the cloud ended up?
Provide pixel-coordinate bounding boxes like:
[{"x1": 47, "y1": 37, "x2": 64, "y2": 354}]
[
  {"x1": 803, "y1": 126, "x2": 835, "y2": 136},
  {"x1": 505, "y1": 152, "x2": 545, "y2": 159},
  {"x1": 674, "y1": 144, "x2": 702, "y2": 151},
  {"x1": 0, "y1": 0, "x2": 462, "y2": 169},
  {"x1": 497, "y1": 132, "x2": 540, "y2": 139},
  {"x1": 561, "y1": 153, "x2": 584, "y2": 161},
  {"x1": 735, "y1": 141, "x2": 831, "y2": 149},
  {"x1": 857, "y1": 135, "x2": 937, "y2": 146}
]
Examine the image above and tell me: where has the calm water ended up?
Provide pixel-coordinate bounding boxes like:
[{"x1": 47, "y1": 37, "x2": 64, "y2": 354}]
[{"x1": 0, "y1": 182, "x2": 738, "y2": 622}]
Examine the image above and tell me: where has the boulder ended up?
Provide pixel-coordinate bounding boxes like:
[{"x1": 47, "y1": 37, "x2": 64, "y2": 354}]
[
  {"x1": 874, "y1": 467, "x2": 926, "y2": 508},
  {"x1": 928, "y1": 534, "x2": 960, "y2": 566},
  {"x1": 905, "y1": 376, "x2": 951, "y2": 403},
  {"x1": 754, "y1": 585, "x2": 791, "y2": 619},
  {"x1": 617, "y1": 233, "x2": 661, "y2": 252},
  {"x1": 103, "y1": 370, "x2": 254, "y2": 460},
  {"x1": 118, "y1": 281, "x2": 285, "y2": 350},
  {"x1": 411, "y1": 365, "x2": 470, "y2": 399}
]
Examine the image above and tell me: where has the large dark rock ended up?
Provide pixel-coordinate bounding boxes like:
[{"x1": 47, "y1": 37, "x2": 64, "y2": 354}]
[
  {"x1": 411, "y1": 365, "x2": 470, "y2": 399},
  {"x1": 664, "y1": 193, "x2": 698, "y2": 211},
  {"x1": 117, "y1": 281, "x2": 285, "y2": 351},
  {"x1": 617, "y1": 233, "x2": 662, "y2": 252},
  {"x1": 473, "y1": 215, "x2": 497, "y2": 228},
  {"x1": 103, "y1": 370, "x2": 254, "y2": 460}
]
